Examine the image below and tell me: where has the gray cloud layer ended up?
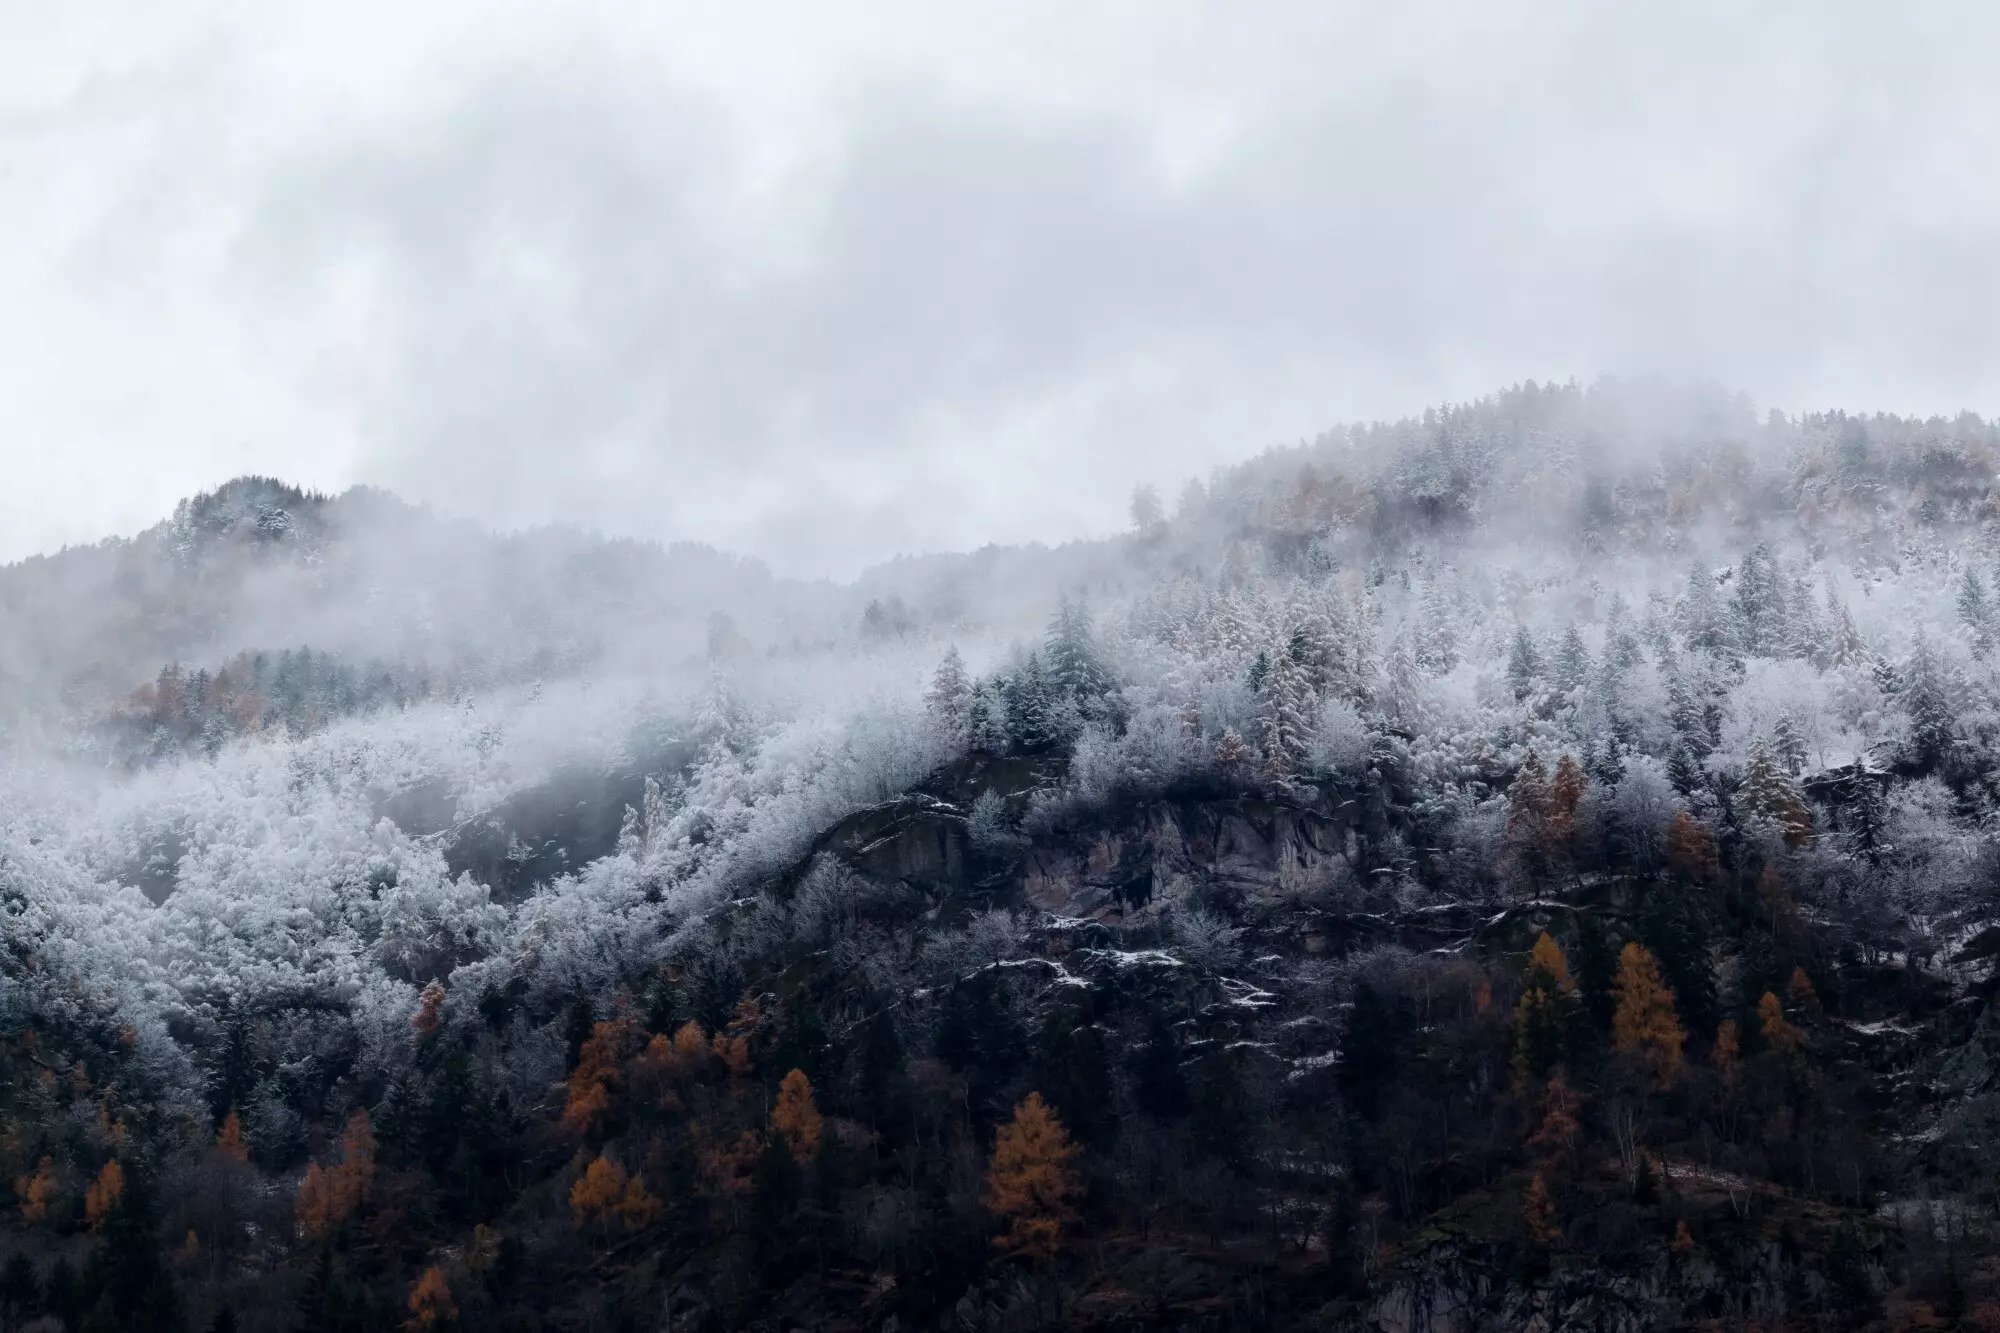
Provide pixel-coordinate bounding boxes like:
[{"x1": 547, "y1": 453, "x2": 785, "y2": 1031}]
[{"x1": 5, "y1": 3, "x2": 1999, "y2": 575}]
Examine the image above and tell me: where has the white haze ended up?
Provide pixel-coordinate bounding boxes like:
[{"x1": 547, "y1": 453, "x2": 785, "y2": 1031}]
[{"x1": 5, "y1": 2, "x2": 2000, "y2": 575}]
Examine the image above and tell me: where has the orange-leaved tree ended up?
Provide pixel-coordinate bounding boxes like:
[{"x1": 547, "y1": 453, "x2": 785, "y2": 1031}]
[
  {"x1": 404, "y1": 1265, "x2": 457, "y2": 1332},
  {"x1": 771, "y1": 1068, "x2": 823, "y2": 1165},
  {"x1": 985, "y1": 1092, "x2": 1083, "y2": 1260},
  {"x1": 1523, "y1": 1173, "x2": 1559, "y2": 1245},
  {"x1": 216, "y1": 1109, "x2": 249, "y2": 1163},
  {"x1": 83, "y1": 1160, "x2": 124, "y2": 1232},
  {"x1": 1758, "y1": 991, "x2": 1803, "y2": 1055},
  {"x1": 1526, "y1": 1071, "x2": 1583, "y2": 1176},
  {"x1": 1666, "y1": 811, "x2": 1718, "y2": 882},
  {"x1": 710, "y1": 997, "x2": 761, "y2": 1081},
  {"x1": 1786, "y1": 966, "x2": 1821, "y2": 1016},
  {"x1": 570, "y1": 1152, "x2": 660, "y2": 1235},
  {"x1": 1714, "y1": 1019, "x2": 1741, "y2": 1093},
  {"x1": 410, "y1": 980, "x2": 446, "y2": 1045},
  {"x1": 1612, "y1": 942, "x2": 1685, "y2": 1085},
  {"x1": 1512, "y1": 932, "x2": 1580, "y2": 1085},
  {"x1": 1548, "y1": 753, "x2": 1588, "y2": 858},
  {"x1": 563, "y1": 1014, "x2": 644, "y2": 1135},
  {"x1": 16, "y1": 1156, "x2": 57, "y2": 1224},
  {"x1": 297, "y1": 1109, "x2": 376, "y2": 1241}
]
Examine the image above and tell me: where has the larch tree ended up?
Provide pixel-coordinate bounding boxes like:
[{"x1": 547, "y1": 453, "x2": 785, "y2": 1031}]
[
  {"x1": 1612, "y1": 942, "x2": 1685, "y2": 1085},
  {"x1": 563, "y1": 1015, "x2": 641, "y2": 1136},
  {"x1": 1549, "y1": 754, "x2": 1588, "y2": 860},
  {"x1": 409, "y1": 979, "x2": 446, "y2": 1045},
  {"x1": 570, "y1": 1154, "x2": 628, "y2": 1231},
  {"x1": 1714, "y1": 1019, "x2": 1742, "y2": 1093},
  {"x1": 771, "y1": 1068, "x2": 824, "y2": 1165},
  {"x1": 15, "y1": 1156, "x2": 56, "y2": 1224},
  {"x1": 985, "y1": 1092, "x2": 1084, "y2": 1261},
  {"x1": 1523, "y1": 1173, "x2": 1559, "y2": 1245},
  {"x1": 297, "y1": 1109, "x2": 376, "y2": 1242},
  {"x1": 404, "y1": 1267, "x2": 457, "y2": 1332},
  {"x1": 1512, "y1": 932, "x2": 1581, "y2": 1085},
  {"x1": 1666, "y1": 811, "x2": 1718, "y2": 882},
  {"x1": 1526, "y1": 1071, "x2": 1583, "y2": 1176},
  {"x1": 83, "y1": 1160, "x2": 123, "y2": 1232},
  {"x1": 216, "y1": 1109, "x2": 249, "y2": 1163},
  {"x1": 1758, "y1": 992, "x2": 1803, "y2": 1056}
]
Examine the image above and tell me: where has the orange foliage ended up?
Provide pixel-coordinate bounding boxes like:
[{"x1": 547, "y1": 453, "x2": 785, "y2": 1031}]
[
  {"x1": 1526, "y1": 932, "x2": 1574, "y2": 992},
  {"x1": 83, "y1": 1159, "x2": 124, "y2": 1231},
  {"x1": 563, "y1": 1016, "x2": 641, "y2": 1135},
  {"x1": 15, "y1": 1156, "x2": 57, "y2": 1224},
  {"x1": 618, "y1": 1175, "x2": 662, "y2": 1231},
  {"x1": 405, "y1": 1265, "x2": 457, "y2": 1331},
  {"x1": 1549, "y1": 754, "x2": 1587, "y2": 847},
  {"x1": 1714, "y1": 1019, "x2": 1742, "y2": 1091},
  {"x1": 696, "y1": 1128, "x2": 761, "y2": 1198},
  {"x1": 985, "y1": 1092, "x2": 1083, "y2": 1260},
  {"x1": 1759, "y1": 992, "x2": 1803, "y2": 1054},
  {"x1": 296, "y1": 1163, "x2": 334, "y2": 1240},
  {"x1": 1666, "y1": 811, "x2": 1718, "y2": 881},
  {"x1": 216, "y1": 1109, "x2": 249, "y2": 1163},
  {"x1": 1526, "y1": 1072, "x2": 1582, "y2": 1174},
  {"x1": 570, "y1": 1153, "x2": 627, "y2": 1228},
  {"x1": 1612, "y1": 942, "x2": 1685, "y2": 1085},
  {"x1": 710, "y1": 998, "x2": 760, "y2": 1081},
  {"x1": 1786, "y1": 966, "x2": 1821, "y2": 1016},
  {"x1": 297, "y1": 1109, "x2": 376, "y2": 1241},
  {"x1": 571, "y1": 1152, "x2": 659, "y2": 1233},
  {"x1": 410, "y1": 980, "x2": 446, "y2": 1044},
  {"x1": 1523, "y1": 1172, "x2": 1559, "y2": 1245},
  {"x1": 771, "y1": 1069, "x2": 823, "y2": 1164}
]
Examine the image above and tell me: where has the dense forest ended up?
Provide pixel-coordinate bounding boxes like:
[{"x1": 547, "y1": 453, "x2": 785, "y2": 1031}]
[{"x1": 5, "y1": 381, "x2": 2000, "y2": 1330}]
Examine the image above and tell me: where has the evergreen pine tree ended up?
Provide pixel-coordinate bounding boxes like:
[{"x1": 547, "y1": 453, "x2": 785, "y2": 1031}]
[
  {"x1": 1553, "y1": 625, "x2": 1591, "y2": 704},
  {"x1": 1131, "y1": 1007, "x2": 1191, "y2": 1121},
  {"x1": 1507, "y1": 626, "x2": 1542, "y2": 700},
  {"x1": 1259, "y1": 646, "x2": 1315, "y2": 783},
  {"x1": 925, "y1": 647, "x2": 974, "y2": 745},
  {"x1": 1044, "y1": 596, "x2": 1110, "y2": 701},
  {"x1": 1902, "y1": 633, "x2": 1959, "y2": 771},
  {"x1": 1742, "y1": 739, "x2": 1814, "y2": 847},
  {"x1": 1340, "y1": 983, "x2": 1403, "y2": 1119},
  {"x1": 1960, "y1": 567, "x2": 1993, "y2": 659},
  {"x1": 1680, "y1": 562, "x2": 1732, "y2": 654},
  {"x1": 1827, "y1": 588, "x2": 1867, "y2": 669},
  {"x1": 1667, "y1": 743, "x2": 1703, "y2": 797},
  {"x1": 1414, "y1": 580, "x2": 1459, "y2": 674},
  {"x1": 969, "y1": 680, "x2": 1011, "y2": 754},
  {"x1": 1033, "y1": 1009, "x2": 1115, "y2": 1149},
  {"x1": 1381, "y1": 633, "x2": 1425, "y2": 728}
]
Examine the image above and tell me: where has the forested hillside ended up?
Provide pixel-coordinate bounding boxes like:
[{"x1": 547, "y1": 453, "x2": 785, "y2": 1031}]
[{"x1": 4, "y1": 380, "x2": 2000, "y2": 1330}]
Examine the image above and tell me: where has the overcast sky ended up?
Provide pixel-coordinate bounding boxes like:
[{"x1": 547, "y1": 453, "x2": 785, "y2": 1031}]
[{"x1": 3, "y1": 2, "x2": 1997, "y2": 578}]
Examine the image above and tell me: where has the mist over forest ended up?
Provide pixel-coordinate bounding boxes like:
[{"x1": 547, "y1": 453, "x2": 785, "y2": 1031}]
[{"x1": 4, "y1": 379, "x2": 2000, "y2": 1329}]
